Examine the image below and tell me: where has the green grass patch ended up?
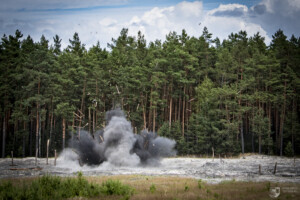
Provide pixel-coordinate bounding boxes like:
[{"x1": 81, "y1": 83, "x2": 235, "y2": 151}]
[
  {"x1": 2, "y1": 174, "x2": 300, "y2": 200},
  {"x1": 0, "y1": 172, "x2": 134, "y2": 200}
]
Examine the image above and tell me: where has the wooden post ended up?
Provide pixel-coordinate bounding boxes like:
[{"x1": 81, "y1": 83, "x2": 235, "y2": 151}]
[
  {"x1": 259, "y1": 164, "x2": 261, "y2": 175},
  {"x1": 295, "y1": 158, "x2": 297, "y2": 176},
  {"x1": 54, "y1": 150, "x2": 57, "y2": 166},
  {"x1": 273, "y1": 162, "x2": 277, "y2": 174},
  {"x1": 35, "y1": 148, "x2": 38, "y2": 166},
  {"x1": 212, "y1": 147, "x2": 214, "y2": 161},
  {"x1": 11, "y1": 151, "x2": 13, "y2": 166},
  {"x1": 46, "y1": 139, "x2": 50, "y2": 165},
  {"x1": 294, "y1": 157, "x2": 296, "y2": 165}
]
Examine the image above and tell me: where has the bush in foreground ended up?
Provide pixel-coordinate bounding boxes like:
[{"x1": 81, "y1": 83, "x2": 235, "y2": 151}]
[{"x1": 100, "y1": 179, "x2": 135, "y2": 197}]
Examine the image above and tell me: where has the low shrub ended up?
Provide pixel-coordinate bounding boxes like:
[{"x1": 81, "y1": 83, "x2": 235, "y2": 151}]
[
  {"x1": 150, "y1": 183, "x2": 156, "y2": 193},
  {"x1": 198, "y1": 179, "x2": 205, "y2": 189},
  {"x1": 184, "y1": 183, "x2": 189, "y2": 192},
  {"x1": 100, "y1": 179, "x2": 134, "y2": 197}
]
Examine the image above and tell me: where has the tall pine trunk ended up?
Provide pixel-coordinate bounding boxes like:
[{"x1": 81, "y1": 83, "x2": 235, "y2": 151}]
[
  {"x1": 268, "y1": 103, "x2": 272, "y2": 154},
  {"x1": 178, "y1": 96, "x2": 181, "y2": 122},
  {"x1": 71, "y1": 113, "x2": 75, "y2": 148},
  {"x1": 78, "y1": 110, "x2": 82, "y2": 139},
  {"x1": 174, "y1": 99, "x2": 177, "y2": 122},
  {"x1": 169, "y1": 95, "x2": 172, "y2": 131},
  {"x1": 23, "y1": 121, "x2": 26, "y2": 157},
  {"x1": 62, "y1": 118, "x2": 66, "y2": 149},
  {"x1": 258, "y1": 101, "x2": 261, "y2": 154},
  {"x1": 292, "y1": 98, "x2": 295, "y2": 155},
  {"x1": 49, "y1": 110, "x2": 53, "y2": 152},
  {"x1": 2, "y1": 115, "x2": 6, "y2": 158},
  {"x1": 35, "y1": 104, "x2": 39, "y2": 158},
  {"x1": 88, "y1": 107, "x2": 91, "y2": 134},
  {"x1": 148, "y1": 88, "x2": 153, "y2": 130},
  {"x1": 30, "y1": 116, "x2": 33, "y2": 156},
  {"x1": 153, "y1": 108, "x2": 156, "y2": 133},
  {"x1": 182, "y1": 85, "x2": 186, "y2": 136},
  {"x1": 36, "y1": 78, "x2": 41, "y2": 157},
  {"x1": 142, "y1": 101, "x2": 146, "y2": 130},
  {"x1": 93, "y1": 109, "x2": 95, "y2": 134},
  {"x1": 78, "y1": 77, "x2": 86, "y2": 138},
  {"x1": 38, "y1": 110, "x2": 42, "y2": 157},
  {"x1": 49, "y1": 99, "x2": 53, "y2": 153},
  {"x1": 275, "y1": 108, "x2": 279, "y2": 154},
  {"x1": 95, "y1": 78, "x2": 98, "y2": 133},
  {"x1": 241, "y1": 120, "x2": 244, "y2": 155},
  {"x1": 280, "y1": 80, "x2": 287, "y2": 156},
  {"x1": 238, "y1": 95, "x2": 244, "y2": 155},
  {"x1": 251, "y1": 108, "x2": 254, "y2": 153}
]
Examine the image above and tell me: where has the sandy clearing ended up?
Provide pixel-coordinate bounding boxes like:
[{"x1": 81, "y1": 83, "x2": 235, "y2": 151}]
[{"x1": 1, "y1": 155, "x2": 299, "y2": 184}]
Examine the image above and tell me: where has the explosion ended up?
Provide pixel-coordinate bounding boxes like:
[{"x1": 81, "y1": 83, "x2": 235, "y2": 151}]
[{"x1": 66, "y1": 108, "x2": 176, "y2": 166}]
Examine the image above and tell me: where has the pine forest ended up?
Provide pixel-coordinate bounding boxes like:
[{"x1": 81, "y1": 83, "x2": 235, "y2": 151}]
[{"x1": 0, "y1": 27, "x2": 299, "y2": 158}]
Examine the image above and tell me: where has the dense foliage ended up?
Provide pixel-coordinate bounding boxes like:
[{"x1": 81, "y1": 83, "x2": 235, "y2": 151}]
[{"x1": 0, "y1": 28, "x2": 299, "y2": 157}]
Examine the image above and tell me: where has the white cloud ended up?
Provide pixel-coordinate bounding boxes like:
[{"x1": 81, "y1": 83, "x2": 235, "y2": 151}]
[
  {"x1": 99, "y1": 18, "x2": 118, "y2": 27},
  {"x1": 258, "y1": 0, "x2": 300, "y2": 15},
  {"x1": 201, "y1": 3, "x2": 270, "y2": 43},
  {"x1": 249, "y1": 0, "x2": 300, "y2": 37},
  {"x1": 201, "y1": 15, "x2": 270, "y2": 44},
  {"x1": 288, "y1": 0, "x2": 300, "y2": 10},
  {"x1": 125, "y1": 1, "x2": 203, "y2": 43},
  {"x1": 174, "y1": 1, "x2": 203, "y2": 17},
  {"x1": 0, "y1": 0, "x2": 298, "y2": 49},
  {"x1": 208, "y1": 4, "x2": 248, "y2": 17},
  {"x1": 0, "y1": 0, "x2": 128, "y2": 10}
]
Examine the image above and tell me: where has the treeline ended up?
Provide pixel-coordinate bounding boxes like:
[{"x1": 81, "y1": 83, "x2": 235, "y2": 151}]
[{"x1": 0, "y1": 28, "x2": 299, "y2": 158}]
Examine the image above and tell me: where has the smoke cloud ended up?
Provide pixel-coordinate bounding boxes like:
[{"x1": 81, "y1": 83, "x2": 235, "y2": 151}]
[{"x1": 67, "y1": 108, "x2": 176, "y2": 166}]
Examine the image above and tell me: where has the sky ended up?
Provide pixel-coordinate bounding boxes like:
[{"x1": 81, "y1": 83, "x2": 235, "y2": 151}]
[{"x1": 0, "y1": 0, "x2": 299, "y2": 49}]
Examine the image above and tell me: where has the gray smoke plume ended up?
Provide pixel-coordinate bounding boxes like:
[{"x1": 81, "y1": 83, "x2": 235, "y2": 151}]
[{"x1": 70, "y1": 108, "x2": 176, "y2": 166}]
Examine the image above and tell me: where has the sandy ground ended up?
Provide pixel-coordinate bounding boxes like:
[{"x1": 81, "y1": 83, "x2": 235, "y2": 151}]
[{"x1": 0, "y1": 155, "x2": 299, "y2": 184}]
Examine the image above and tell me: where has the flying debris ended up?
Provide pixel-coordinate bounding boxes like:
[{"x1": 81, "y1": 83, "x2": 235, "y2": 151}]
[{"x1": 69, "y1": 108, "x2": 176, "y2": 166}]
